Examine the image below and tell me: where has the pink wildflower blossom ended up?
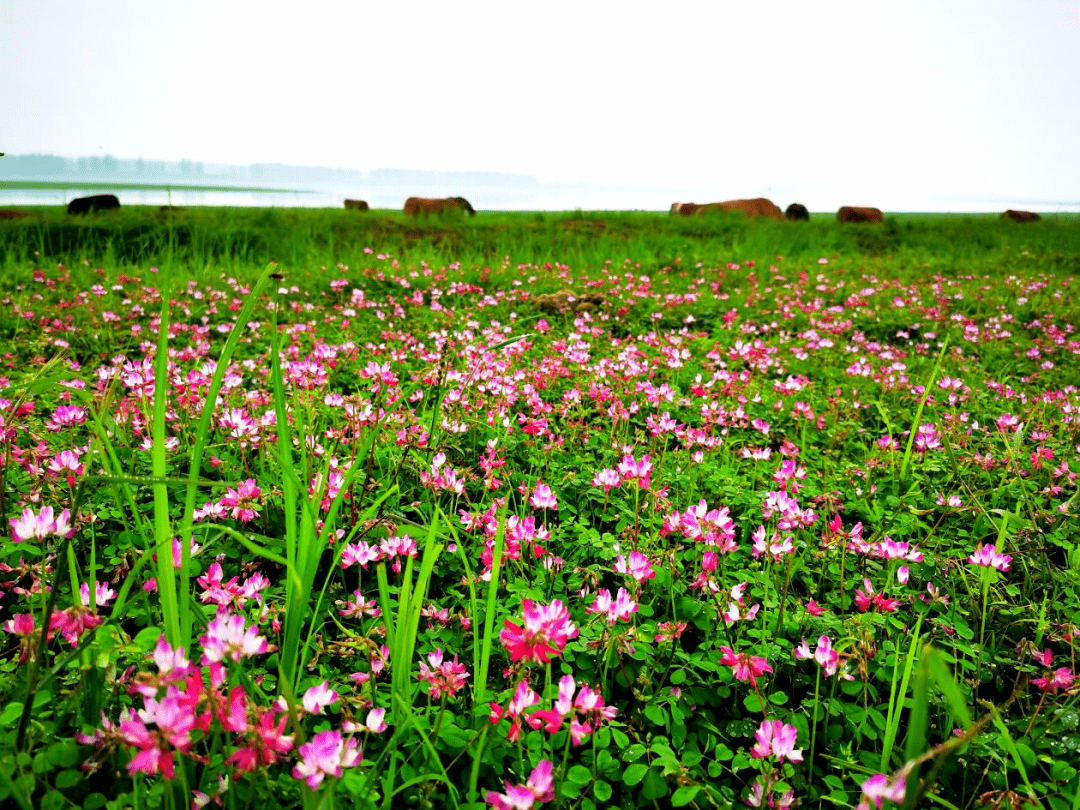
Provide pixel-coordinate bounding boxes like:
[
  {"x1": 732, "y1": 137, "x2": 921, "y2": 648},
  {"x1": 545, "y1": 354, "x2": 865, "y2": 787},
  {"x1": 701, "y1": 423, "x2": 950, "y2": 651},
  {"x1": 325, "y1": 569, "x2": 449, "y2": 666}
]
[
  {"x1": 500, "y1": 600, "x2": 578, "y2": 664},
  {"x1": 291, "y1": 730, "x2": 362, "y2": 789},
  {"x1": 967, "y1": 543, "x2": 1012, "y2": 572},
  {"x1": 750, "y1": 720, "x2": 803, "y2": 763},
  {"x1": 719, "y1": 646, "x2": 772, "y2": 685},
  {"x1": 485, "y1": 759, "x2": 554, "y2": 810}
]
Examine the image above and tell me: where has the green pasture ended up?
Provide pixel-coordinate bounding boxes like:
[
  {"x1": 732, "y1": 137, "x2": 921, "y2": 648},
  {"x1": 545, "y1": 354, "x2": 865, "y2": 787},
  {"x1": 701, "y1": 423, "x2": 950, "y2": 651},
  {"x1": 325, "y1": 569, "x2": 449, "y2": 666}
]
[{"x1": 1, "y1": 206, "x2": 1078, "y2": 285}]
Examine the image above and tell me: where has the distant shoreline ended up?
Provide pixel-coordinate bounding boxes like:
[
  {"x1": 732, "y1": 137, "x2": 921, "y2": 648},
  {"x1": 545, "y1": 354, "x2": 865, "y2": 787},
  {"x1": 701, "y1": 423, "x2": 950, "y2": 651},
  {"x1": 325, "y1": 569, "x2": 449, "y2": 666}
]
[{"x1": 0, "y1": 180, "x2": 308, "y2": 194}]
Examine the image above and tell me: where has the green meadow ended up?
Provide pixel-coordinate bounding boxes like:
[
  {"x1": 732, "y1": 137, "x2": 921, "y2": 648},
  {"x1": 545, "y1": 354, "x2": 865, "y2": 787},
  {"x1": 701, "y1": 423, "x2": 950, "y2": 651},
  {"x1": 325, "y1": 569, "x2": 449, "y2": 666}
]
[{"x1": 0, "y1": 205, "x2": 1077, "y2": 810}]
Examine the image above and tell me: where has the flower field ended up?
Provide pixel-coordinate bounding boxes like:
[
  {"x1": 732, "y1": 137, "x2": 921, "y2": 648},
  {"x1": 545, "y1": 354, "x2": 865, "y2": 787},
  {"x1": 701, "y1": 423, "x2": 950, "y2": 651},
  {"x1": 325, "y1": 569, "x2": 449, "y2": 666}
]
[{"x1": 0, "y1": 210, "x2": 1078, "y2": 810}]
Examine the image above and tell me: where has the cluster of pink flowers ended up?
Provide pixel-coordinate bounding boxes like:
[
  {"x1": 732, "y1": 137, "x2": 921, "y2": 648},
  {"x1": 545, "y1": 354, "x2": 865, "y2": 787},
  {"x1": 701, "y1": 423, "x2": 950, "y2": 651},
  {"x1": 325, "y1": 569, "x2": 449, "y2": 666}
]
[
  {"x1": 489, "y1": 676, "x2": 617, "y2": 746},
  {"x1": 614, "y1": 550, "x2": 656, "y2": 584},
  {"x1": 854, "y1": 579, "x2": 903, "y2": 613},
  {"x1": 486, "y1": 759, "x2": 554, "y2": 810},
  {"x1": 194, "y1": 478, "x2": 263, "y2": 523},
  {"x1": 794, "y1": 635, "x2": 852, "y2": 679},
  {"x1": 1031, "y1": 648, "x2": 1076, "y2": 692},
  {"x1": 500, "y1": 599, "x2": 579, "y2": 664},
  {"x1": 418, "y1": 649, "x2": 470, "y2": 698},
  {"x1": 967, "y1": 543, "x2": 1013, "y2": 572},
  {"x1": 662, "y1": 498, "x2": 737, "y2": 551},
  {"x1": 585, "y1": 587, "x2": 639, "y2": 625},
  {"x1": 720, "y1": 646, "x2": 773, "y2": 686},
  {"x1": 10, "y1": 504, "x2": 74, "y2": 542}
]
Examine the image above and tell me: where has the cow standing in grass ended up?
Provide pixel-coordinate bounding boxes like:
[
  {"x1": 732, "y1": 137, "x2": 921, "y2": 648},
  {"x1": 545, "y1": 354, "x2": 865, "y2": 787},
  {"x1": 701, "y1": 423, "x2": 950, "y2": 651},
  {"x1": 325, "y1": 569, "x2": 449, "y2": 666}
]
[
  {"x1": 837, "y1": 206, "x2": 883, "y2": 224},
  {"x1": 403, "y1": 197, "x2": 476, "y2": 216},
  {"x1": 670, "y1": 202, "x2": 703, "y2": 216},
  {"x1": 67, "y1": 194, "x2": 121, "y2": 215},
  {"x1": 698, "y1": 198, "x2": 786, "y2": 220},
  {"x1": 345, "y1": 199, "x2": 369, "y2": 211},
  {"x1": 1001, "y1": 210, "x2": 1041, "y2": 223},
  {"x1": 785, "y1": 203, "x2": 810, "y2": 221}
]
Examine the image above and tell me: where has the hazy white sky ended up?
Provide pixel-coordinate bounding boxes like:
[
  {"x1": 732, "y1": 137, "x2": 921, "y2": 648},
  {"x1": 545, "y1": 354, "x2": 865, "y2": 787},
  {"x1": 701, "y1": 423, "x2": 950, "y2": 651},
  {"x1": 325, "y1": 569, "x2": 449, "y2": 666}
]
[{"x1": 2, "y1": 0, "x2": 1079, "y2": 209}]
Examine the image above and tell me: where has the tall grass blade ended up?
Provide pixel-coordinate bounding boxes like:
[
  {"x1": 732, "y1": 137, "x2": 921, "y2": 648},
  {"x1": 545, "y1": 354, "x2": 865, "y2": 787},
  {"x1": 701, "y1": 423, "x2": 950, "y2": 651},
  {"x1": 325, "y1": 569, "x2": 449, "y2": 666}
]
[{"x1": 899, "y1": 340, "x2": 949, "y2": 487}]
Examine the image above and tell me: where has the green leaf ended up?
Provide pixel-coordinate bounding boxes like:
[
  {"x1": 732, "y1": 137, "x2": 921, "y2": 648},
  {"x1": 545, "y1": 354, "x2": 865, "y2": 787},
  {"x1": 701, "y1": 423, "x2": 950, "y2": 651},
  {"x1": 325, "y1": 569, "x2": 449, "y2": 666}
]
[
  {"x1": 644, "y1": 704, "x2": 668, "y2": 727},
  {"x1": 641, "y1": 769, "x2": 668, "y2": 800},
  {"x1": 46, "y1": 743, "x2": 81, "y2": 769},
  {"x1": 0, "y1": 704, "x2": 22, "y2": 726},
  {"x1": 672, "y1": 785, "x2": 701, "y2": 806},
  {"x1": 54, "y1": 769, "x2": 81, "y2": 790},
  {"x1": 593, "y1": 780, "x2": 612, "y2": 802},
  {"x1": 567, "y1": 765, "x2": 593, "y2": 786},
  {"x1": 623, "y1": 763, "x2": 648, "y2": 786}
]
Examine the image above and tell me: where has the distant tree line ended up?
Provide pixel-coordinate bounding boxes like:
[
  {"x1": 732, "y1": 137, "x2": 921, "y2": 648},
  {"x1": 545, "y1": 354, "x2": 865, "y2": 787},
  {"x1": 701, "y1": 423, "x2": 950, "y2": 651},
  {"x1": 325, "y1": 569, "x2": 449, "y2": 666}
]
[{"x1": 1, "y1": 154, "x2": 540, "y2": 191}]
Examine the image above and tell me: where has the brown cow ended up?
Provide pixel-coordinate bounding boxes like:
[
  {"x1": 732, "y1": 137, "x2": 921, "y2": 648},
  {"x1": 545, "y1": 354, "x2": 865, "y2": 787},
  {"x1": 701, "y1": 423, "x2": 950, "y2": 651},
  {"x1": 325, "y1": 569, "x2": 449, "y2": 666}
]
[
  {"x1": 670, "y1": 202, "x2": 703, "y2": 216},
  {"x1": 1001, "y1": 209, "x2": 1041, "y2": 223},
  {"x1": 344, "y1": 199, "x2": 369, "y2": 211},
  {"x1": 697, "y1": 198, "x2": 786, "y2": 220},
  {"x1": 837, "y1": 206, "x2": 884, "y2": 224},
  {"x1": 0, "y1": 209, "x2": 31, "y2": 220},
  {"x1": 403, "y1": 197, "x2": 476, "y2": 216}
]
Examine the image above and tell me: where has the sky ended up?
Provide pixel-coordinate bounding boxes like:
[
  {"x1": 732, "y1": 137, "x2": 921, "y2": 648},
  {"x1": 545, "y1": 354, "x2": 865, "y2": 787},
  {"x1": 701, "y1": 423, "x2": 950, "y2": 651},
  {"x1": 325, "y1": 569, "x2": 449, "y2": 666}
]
[{"x1": 2, "y1": 0, "x2": 1079, "y2": 211}]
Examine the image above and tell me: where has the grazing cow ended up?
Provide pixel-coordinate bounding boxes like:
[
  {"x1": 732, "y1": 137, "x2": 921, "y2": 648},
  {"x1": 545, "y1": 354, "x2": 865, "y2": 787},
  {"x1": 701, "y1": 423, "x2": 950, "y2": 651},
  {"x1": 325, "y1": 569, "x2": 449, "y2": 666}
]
[
  {"x1": 1001, "y1": 209, "x2": 1041, "y2": 223},
  {"x1": 0, "y1": 209, "x2": 30, "y2": 220},
  {"x1": 697, "y1": 198, "x2": 786, "y2": 221},
  {"x1": 837, "y1": 206, "x2": 883, "y2": 224},
  {"x1": 344, "y1": 199, "x2": 369, "y2": 211},
  {"x1": 403, "y1": 196, "x2": 476, "y2": 216},
  {"x1": 670, "y1": 202, "x2": 703, "y2": 216},
  {"x1": 67, "y1": 194, "x2": 120, "y2": 215},
  {"x1": 785, "y1": 203, "x2": 810, "y2": 222}
]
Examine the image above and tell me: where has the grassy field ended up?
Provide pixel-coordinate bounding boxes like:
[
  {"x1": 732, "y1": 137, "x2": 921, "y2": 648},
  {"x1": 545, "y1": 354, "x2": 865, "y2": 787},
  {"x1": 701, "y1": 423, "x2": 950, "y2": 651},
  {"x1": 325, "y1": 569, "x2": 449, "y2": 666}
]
[
  {"x1": 0, "y1": 207, "x2": 1077, "y2": 810},
  {"x1": 2, "y1": 205, "x2": 1079, "y2": 279}
]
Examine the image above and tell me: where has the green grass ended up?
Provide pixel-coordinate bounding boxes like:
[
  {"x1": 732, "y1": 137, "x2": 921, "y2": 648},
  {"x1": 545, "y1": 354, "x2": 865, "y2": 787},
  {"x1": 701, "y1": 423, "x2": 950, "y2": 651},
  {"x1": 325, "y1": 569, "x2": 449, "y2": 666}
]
[{"x1": 2, "y1": 206, "x2": 1078, "y2": 285}]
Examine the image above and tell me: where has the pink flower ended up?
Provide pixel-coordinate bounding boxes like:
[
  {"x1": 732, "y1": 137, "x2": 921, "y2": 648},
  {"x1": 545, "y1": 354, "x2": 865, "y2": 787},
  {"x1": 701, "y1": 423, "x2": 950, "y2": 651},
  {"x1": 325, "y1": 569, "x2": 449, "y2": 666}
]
[
  {"x1": 500, "y1": 600, "x2": 578, "y2": 665},
  {"x1": 586, "y1": 588, "x2": 638, "y2": 625},
  {"x1": 199, "y1": 614, "x2": 269, "y2": 665},
  {"x1": 418, "y1": 649, "x2": 470, "y2": 698},
  {"x1": 857, "y1": 769, "x2": 908, "y2": 810},
  {"x1": 614, "y1": 551, "x2": 656, "y2": 583},
  {"x1": 10, "y1": 505, "x2": 73, "y2": 542},
  {"x1": 219, "y1": 478, "x2": 262, "y2": 522},
  {"x1": 79, "y1": 580, "x2": 117, "y2": 607},
  {"x1": 1030, "y1": 651, "x2": 1075, "y2": 692},
  {"x1": 486, "y1": 759, "x2": 554, "y2": 810},
  {"x1": 344, "y1": 707, "x2": 388, "y2": 734},
  {"x1": 291, "y1": 730, "x2": 362, "y2": 789},
  {"x1": 795, "y1": 635, "x2": 840, "y2": 677},
  {"x1": 591, "y1": 468, "x2": 620, "y2": 493},
  {"x1": 302, "y1": 681, "x2": 339, "y2": 714},
  {"x1": 617, "y1": 453, "x2": 652, "y2": 489},
  {"x1": 719, "y1": 646, "x2": 772, "y2": 685},
  {"x1": 530, "y1": 481, "x2": 558, "y2": 510},
  {"x1": 489, "y1": 681, "x2": 541, "y2": 742},
  {"x1": 750, "y1": 720, "x2": 803, "y2": 763},
  {"x1": 967, "y1": 543, "x2": 1012, "y2": 572}
]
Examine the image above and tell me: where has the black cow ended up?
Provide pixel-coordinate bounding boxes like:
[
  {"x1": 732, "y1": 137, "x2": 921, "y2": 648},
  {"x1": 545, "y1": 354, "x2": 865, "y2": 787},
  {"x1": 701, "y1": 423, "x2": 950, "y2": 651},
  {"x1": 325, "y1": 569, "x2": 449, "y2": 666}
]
[
  {"x1": 785, "y1": 203, "x2": 810, "y2": 221},
  {"x1": 67, "y1": 194, "x2": 121, "y2": 215}
]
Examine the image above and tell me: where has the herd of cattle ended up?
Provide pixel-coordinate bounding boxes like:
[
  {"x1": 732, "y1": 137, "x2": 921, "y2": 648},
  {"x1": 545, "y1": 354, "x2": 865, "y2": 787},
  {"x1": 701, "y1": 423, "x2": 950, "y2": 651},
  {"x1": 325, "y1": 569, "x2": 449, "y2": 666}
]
[{"x1": 0, "y1": 193, "x2": 1046, "y2": 224}]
